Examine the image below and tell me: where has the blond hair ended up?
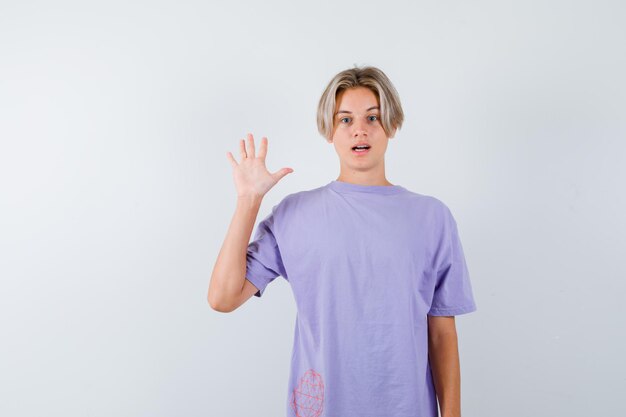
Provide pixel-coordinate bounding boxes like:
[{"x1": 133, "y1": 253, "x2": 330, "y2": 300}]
[{"x1": 316, "y1": 65, "x2": 404, "y2": 141}]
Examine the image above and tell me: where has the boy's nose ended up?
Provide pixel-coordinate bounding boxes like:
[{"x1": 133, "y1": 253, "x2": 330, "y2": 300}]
[{"x1": 352, "y1": 120, "x2": 368, "y2": 137}]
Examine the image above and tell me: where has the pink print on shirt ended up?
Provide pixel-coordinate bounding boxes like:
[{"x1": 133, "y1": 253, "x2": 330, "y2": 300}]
[{"x1": 290, "y1": 368, "x2": 324, "y2": 417}]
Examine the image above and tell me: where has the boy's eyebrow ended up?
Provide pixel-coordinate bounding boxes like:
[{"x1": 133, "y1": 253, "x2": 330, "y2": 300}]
[{"x1": 335, "y1": 106, "x2": 379, "y2": 115}]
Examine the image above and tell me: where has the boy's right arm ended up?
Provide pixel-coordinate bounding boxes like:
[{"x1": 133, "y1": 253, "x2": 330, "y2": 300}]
[
  {"x1": 207, "y1": 133, "x2": 293, "y2": 313},
  {"x1": 208, "y1": 195, "x2": 263, "y2": 312}
]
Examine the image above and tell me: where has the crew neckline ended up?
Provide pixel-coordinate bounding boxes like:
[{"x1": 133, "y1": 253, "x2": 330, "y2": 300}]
[{"x1": 327, "y1": 180, "x2": 406, "y2": 195}]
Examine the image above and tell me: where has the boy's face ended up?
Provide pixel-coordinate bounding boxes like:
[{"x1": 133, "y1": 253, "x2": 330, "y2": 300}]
[{"x1": 329, "y1": 87, "x2": 392, "y2": 175}]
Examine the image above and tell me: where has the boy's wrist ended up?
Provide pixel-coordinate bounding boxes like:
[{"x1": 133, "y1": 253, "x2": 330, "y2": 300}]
[{"x1": 236, "y1": 194, "x2": 263, "y2": 208}]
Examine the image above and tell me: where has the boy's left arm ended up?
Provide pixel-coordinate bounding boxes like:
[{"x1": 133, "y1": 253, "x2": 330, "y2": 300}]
[{"x1": 427, "y1": 315, "x2": 461, "y2": 417}]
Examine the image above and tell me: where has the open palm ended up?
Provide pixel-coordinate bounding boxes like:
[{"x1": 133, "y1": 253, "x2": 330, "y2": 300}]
[{"x1": 226, "y1": 133, "x2": 293, "y2": 198}]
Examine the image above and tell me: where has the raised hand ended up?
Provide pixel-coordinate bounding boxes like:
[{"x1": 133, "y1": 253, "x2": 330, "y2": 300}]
[{"x1": 226, "y1": 133, "x2": 294, "y2": 199}]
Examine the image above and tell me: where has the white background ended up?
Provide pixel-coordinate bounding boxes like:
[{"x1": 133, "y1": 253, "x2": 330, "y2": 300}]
[{"x1": 1, "y1": 0, "x2": 625, "y2": 416}]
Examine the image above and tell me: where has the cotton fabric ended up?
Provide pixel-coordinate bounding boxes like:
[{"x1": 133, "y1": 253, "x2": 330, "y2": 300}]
[{"x1": 245, "y1": 180, "x2": 477, "y2": 417}]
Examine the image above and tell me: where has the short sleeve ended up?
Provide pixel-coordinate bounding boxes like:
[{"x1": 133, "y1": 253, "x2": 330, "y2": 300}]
[
  {"x1": 245, "y1": 208, "x2": 288, "y2": 298},
  {"x1": 428, "y1": 204, "x2": 477, "y2": 316}
]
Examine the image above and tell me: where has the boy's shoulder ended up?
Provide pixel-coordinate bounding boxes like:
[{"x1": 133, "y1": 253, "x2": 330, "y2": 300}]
[
  {"x1": 274, "y1": 183, "x2": 449, "y2": 212},
  {"x1": 273, "y1": 184, "x2": 326, "y2": 210}
]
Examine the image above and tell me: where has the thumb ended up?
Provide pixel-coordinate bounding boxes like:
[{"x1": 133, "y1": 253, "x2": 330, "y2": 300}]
[{"x1": 272, "y1": 167, "x2": 294, "y2": 182}]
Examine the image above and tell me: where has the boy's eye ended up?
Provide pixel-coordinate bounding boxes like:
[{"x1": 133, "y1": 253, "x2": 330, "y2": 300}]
[
  {"x1": 368, "y1": 115, "x2": 378, "y2": 121},
  {"x1": 340, "y1": 117, "x2": 350, "y2": 123}
]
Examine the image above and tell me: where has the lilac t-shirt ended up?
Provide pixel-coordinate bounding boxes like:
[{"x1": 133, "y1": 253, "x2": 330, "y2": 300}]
[{"x1": 245, "y1": 180, "x2": 477, "y2": 417}]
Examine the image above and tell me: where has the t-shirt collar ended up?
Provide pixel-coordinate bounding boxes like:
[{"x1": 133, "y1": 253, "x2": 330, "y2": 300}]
[{"x1": 327, "y1": 180, "x2": 406, "y2": 195}]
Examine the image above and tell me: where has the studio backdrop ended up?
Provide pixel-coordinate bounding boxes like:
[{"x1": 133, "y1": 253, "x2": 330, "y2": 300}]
[{"x1": 0, "y1": 1, "x2": 624, "y2": 416}]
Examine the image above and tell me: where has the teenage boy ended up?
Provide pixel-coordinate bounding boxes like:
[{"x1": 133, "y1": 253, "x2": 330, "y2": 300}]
[{"x1": 209, "y1": 66, "x2": 477, "y2": 417}]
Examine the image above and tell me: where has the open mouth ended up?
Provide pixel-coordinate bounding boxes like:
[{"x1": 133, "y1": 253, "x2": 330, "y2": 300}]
[{"x1": 352, "y1": 145, "x2": 371, "y2": 153}]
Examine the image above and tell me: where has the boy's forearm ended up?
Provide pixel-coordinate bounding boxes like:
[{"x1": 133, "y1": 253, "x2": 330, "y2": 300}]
[
  {"x1": 208, "y1": 195, "x2": 263, "y2": 310},
  {"x1": 428, "y1": 330, "x2": 461, "y2": 417}
]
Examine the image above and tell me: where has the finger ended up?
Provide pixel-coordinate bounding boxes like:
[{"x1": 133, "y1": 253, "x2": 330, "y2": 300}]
[
  {"x1": 272, "y1": 167, "x2": 294, "y2": 182},
  {"x1": 247, "y1": 133, "x2": 256, "y2": 159},
  {"x1": 226, "y1": 151, "x2": 238, "y2": 168},
  {"x1": 257, "y1": 136, "x2": 268, "y2": 160},
  {"x1": 239, "y1": 138, "x2": 247, "y2": 160}
]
